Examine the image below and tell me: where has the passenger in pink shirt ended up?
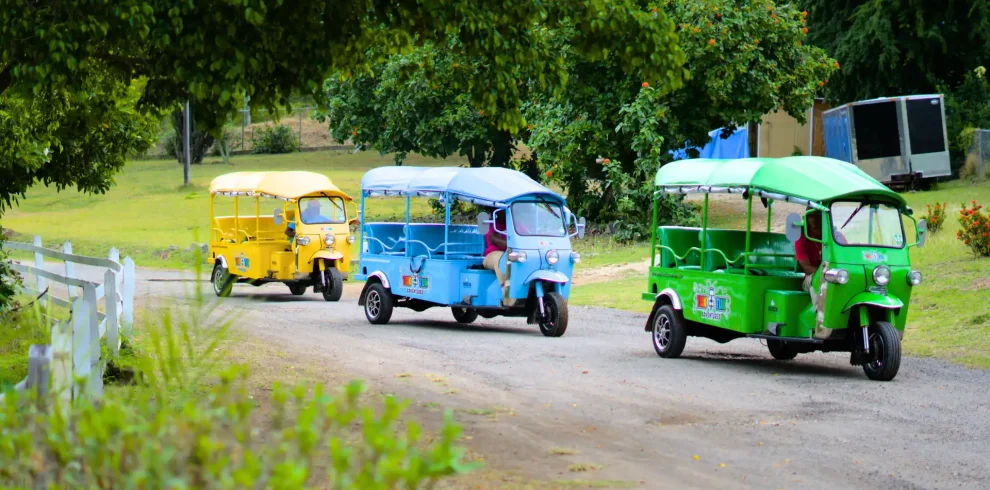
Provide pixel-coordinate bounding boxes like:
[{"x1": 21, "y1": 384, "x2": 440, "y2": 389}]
[{"x1": 483, "y1": 210, "x2": 508, "y2": 285}]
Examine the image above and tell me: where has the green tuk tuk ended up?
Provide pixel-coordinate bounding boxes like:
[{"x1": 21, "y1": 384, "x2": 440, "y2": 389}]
[{"x1": 642, "y1": 157, "x2": 927, "y2": 381}]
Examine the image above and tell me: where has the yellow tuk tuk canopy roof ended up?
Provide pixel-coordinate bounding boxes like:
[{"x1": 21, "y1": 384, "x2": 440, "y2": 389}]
[{"x1": 209, "y1": 171, "x2": 350, "y2": 200}]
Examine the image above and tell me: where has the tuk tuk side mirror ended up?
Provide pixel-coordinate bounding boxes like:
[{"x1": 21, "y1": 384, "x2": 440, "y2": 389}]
[
  {"x1": 577, "y1": 216, "x2": 587, "y2": 239},
  {"x1": 274, "y1": 208, "x2": 284, "y2": 225},
  {"x1": 784, "y1": 213, "x2": 803, "y2": 242},
  {"x1": 916, "y1": 218, "x2": 927, "y2": 248},
  {"x1": 477, "y1": 211, "x2": 491, "y2": 235}
]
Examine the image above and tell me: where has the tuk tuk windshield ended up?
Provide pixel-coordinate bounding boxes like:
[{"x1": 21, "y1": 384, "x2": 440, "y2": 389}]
[
  {"x1": 511, "y1": 200, "x2": 567, "y2": 237},
  {"x1": 831, "y1": 201, "x2": 905, "y2": 248},
  {"x1": 299, "y1": 196, "x2": 347, "y2": 224}
]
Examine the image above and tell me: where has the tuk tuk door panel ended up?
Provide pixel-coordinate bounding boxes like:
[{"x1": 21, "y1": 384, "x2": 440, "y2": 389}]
[{"x1": 393, "y1": 258, "x2": 480, "y2": 305}]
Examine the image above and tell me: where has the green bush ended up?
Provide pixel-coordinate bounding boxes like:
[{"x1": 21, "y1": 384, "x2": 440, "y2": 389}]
[
  {"x1": 252, "y1": 124, "x2": 299, "y2": 154},
  {"x1": 0, "y1": 287, "x2": 472, "y2": 488},
  {"x1": 0, "y1": 235, "x2": 20, "y2": 314}
]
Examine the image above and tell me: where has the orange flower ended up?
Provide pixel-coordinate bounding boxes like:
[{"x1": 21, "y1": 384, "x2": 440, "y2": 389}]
[
  {"x1": 771, "y1": 13, "x2": 777, "y2": 18},
  {"x1": 965, "y1": 240, "x2": 970, "y2": 245},
  {"x1": 603, "y1": 158, "x2": 611, "y2": 164},
  {"x1": 709, "y1": 38, "x2": 716, "y2": 46},
  {"x1": 803, "y1": 27, "x2": 809, "y2": 34},
  {"x1": 717, "y1": 13, "x2": 721, "y2": 18},
  {"x1": 802, "y1": 11, "x2": 808, "y2": 17},
  {"x1": 545, "y1": 170, "x2": 552, "y2": 177},
  {"x1": 818, "y1": 81, "x2": 825, "y2": 87},
  {"x1": 693, "y1": 27, "x2": 699, "y2": 33},
  {"x1": 479, "y1": 110, "x2": 484, "y2": 116},
  {"x1": 834, "y1": 61, "x2": 840, "y2": 68},
  {"x1": 642, "y1": 82, "x2": 650, "y2": 88}
]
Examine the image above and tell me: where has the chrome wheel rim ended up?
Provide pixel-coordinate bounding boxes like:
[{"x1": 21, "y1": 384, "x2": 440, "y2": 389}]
[
  {"x1": 867, "y1": 332, "x2": 884, "y2": 371},
  {"x1": 367, "y1": 290, "x2": 381, "y2": 318},
  {"x1": 653, "y1": 314, "x2": 671, "y2": 350},
  {"x1": 212, "y1": 267, "x2": 225, "y2": 294}
]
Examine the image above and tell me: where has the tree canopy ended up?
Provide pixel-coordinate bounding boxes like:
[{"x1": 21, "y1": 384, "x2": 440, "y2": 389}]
[{"x1": 0, "y1": 0, "x2": 684, "y2": 213}]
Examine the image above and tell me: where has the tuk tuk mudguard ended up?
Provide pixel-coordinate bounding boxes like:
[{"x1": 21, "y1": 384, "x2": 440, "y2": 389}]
[
  {"x1": 523, "y1": 270, "x2": 569, "y2": 286},
  {"x1": 357, "y1": 272, "x2": 390, "y2": 306}
]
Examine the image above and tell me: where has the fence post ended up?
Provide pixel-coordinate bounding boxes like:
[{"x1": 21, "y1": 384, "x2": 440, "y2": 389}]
[
  {"x1": 71, "y1": 293, "x2": 91, "y2": 401},
  {"x1": 122, "y1": 257, "x2": 135, "y2": 337},
  {"x1": 27, "y1": 345, "x2": 52, "y2": 410},
  {"x1": 63, "y1": 241, "x2": 77, "y2": 298},
  {"x1": 33, "y1": 235, "x2": 47, "y2": 296},
  {"x1": 104, "y1": 269, "x2": 119, "y2": 357},
  {"x1": 83, "y1": 283, "x2": 103, "y2": 399},
  {"x1": 51, "y1": 310, "x2": 73, "y2": 415}
]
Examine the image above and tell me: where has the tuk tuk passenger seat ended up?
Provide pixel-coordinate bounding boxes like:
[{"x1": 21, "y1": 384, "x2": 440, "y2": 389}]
[
  {"x1": 656, "y1": 226, "x2": 702, "y2": 269},
  {"x1": 363, "y1": 223, "x2": 407, "y2": 255}
]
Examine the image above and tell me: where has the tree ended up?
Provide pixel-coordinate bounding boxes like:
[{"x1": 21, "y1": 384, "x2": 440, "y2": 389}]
[
  {"x1": 169, "y1": 103, "x2": 215, "y2": 166},
  {"x1": 529, "y1": 0, "x2": 836, "y2": 233},
  {"x1": 801, "y1": 0, "x2": 990, "y2": 105},
  {"x1": 1, "y1": 0, "x2": 683, "y2": 215}
]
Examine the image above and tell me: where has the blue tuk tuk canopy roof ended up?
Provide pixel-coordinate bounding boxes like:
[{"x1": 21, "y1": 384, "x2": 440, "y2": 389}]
[
  {"x1": 655, "y1": 157, "x2": 906, "y2": 207},
  {"x1": 360, "y1": 166, "x2": 564, "y2": 206}
]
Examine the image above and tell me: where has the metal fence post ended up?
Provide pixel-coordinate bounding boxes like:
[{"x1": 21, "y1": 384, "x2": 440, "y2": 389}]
[
  {"x1": 63, "y1": 241, "x2": 76, "y2": 298},
  {"x1": 122, "y1": 257, "x2": 135, "y2": 337},
  {"x1": 33, "y1": 235, "x2": 46, "y2": 295},
  {"x1": 104, "y1": 269, "x2": 119, "y2": 357}
]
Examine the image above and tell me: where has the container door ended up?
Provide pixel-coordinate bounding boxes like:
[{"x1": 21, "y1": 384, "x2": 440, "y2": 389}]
[
  {"x1": 905, "y1": 97, "x2": 952, "y2": 178},
  {"x1": 823, "y1": 108, "x2": 852, "y2": 163}
]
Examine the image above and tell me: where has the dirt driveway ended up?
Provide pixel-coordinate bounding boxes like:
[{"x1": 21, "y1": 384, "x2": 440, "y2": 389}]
[{"x1": 111, "y1": 264, "x2": 986, "y2": 490}]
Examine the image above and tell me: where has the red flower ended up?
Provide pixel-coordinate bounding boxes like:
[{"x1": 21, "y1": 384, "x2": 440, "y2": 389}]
[
  {"x1": 708, "y1": 39, "x2": 716, "y2": 46},
  {"x1": 603, "y1": 158, "x2": 611, "y2": 164},
  {"x1": 802, "y1": 27, "x2": 809, "y2": 34},
  {"x1": 802, "y1": 10, "x2": 808, "y2": 17},
  {"x1": 965, "y1": 240, "x2": 970, "y2": 245},
  {"x1": 545, "y1": 170, "x2": 552, "y2": 177},
  {"x1": 642, "y1": 82, "x2": 650, "y2": 88}
]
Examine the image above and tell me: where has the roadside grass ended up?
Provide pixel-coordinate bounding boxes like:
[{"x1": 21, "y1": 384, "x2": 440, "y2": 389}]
[{"x1": 571, "y1": 179, "x2": 990, "y2": 368}]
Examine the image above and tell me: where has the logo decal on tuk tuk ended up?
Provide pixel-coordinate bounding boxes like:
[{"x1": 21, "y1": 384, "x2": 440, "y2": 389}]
[
  {"x1": 234, "y1": 253, "x2": 250, "y2": 272},
  {"x1": 863, "y1": 251, "x2": 887, "y2": 263},
  {"x1": 402, "y1": 274, "x2": 431, "y2": 294},
  {"x1": 692, "y1": 280, "x2": 731, "y2": 321}
]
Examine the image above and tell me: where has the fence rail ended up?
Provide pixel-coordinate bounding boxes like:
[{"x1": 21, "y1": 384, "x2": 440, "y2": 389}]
[{"x1": 1, "y1": 236, "x2": 134, "y2": 407}]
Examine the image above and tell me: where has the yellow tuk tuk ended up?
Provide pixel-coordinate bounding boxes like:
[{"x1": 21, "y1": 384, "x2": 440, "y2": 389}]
[{"x1": 208, "y1": 171, "x2": 357, "y2": 300}]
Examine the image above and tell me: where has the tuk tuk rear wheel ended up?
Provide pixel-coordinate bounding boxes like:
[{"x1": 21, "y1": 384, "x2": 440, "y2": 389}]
[
  {"x1": 212, "y1": 264, "x2": 234, "y2": 298},
  {"x1": 288, "y1": 283, "x2": 308, "y2": 296},
  {"x1": 452, "y1": 307, "x2": 478, "y2": 324},
  {"x1": 652, "y1": 305, "x2": 686, "y2": 358},
  {"x1": 767, "y1": 340, "x2": 798, "y2": 360},
  {"x1": 363, "y1": 282, "x2": 393, "y2": 324},
  {"x1": 538, "y1": 292, "x2": 568, "y2": 337},
  {"x1": 863, "y1": 321, "x2": 901, "y2": 381},
  {"x1": 321, "y1": 267, "x2": 343, "y2": 302}
]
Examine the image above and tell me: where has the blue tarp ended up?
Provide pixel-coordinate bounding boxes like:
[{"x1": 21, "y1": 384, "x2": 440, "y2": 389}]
[
  {"x1": 670, "y1": 127, "x2": 749, "y2": 161},
  {"x1": 360, "y1": 166, "x2": 564, "y2": 205}
]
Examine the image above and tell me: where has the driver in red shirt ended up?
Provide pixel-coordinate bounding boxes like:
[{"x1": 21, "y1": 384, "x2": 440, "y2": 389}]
[{"x1": 795, "y1": 210, "x2": 827, "y2": 328}]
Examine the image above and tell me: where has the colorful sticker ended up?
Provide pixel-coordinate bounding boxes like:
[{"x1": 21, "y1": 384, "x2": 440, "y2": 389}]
[
  {"x1": 234, "y1": 253, "x2": 250, "y2": 272},
  {"x1": 401, "y1": 274, "x2": 431, "y2": 294},
  {"x1": 692, "y1": 280, "x2": 731, "y2": 321},
  {"x1": 862, "y1": 251, "x2": 887, "y2": 263}
]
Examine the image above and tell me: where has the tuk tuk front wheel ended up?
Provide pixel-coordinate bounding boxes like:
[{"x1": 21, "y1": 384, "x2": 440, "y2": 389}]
[
  {"x1": 321, "y1": 267, "x2": 343, "y2": 302},
  {"x1": 452, "y1": 307, "x2": 478, "y2": 324},
  {"x1": 767, "y1": 340, "x2": 798, "y2": 361},
  {"x1": 652, "y1": 305, "x2": 687, "y2": 358},
  {"x1": 288, "y1": 283, "x2": 308, "y2": 296},
  {"x1": 538, "y1": 292, "x2": 569, "y2": 337},
  {"x1": 363, "y1": 282, "x2": 394, "y2": 325},
  {"x1": 212, "y1": 264, "x2": 234, "y2": 298},
  {"x1": 863, "y1": 321, "x2": 901, "y2": 381}
]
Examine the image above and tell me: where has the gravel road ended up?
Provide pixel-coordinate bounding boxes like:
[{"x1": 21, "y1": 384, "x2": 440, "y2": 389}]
[{"x1": 47, "y1": 264, "x2": 990, "y2": 489}]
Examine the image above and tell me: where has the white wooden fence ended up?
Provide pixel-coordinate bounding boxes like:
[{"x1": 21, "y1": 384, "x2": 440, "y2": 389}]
[{"x1": 1, "y1": 236, "x2": 134, "y2": 405}]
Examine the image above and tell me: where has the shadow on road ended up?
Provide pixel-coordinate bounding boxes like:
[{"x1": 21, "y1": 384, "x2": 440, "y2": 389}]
[
  {"x1": 380, "y1": 319, "x2": 543, "y2": 336},
  {"x1": 678, "y1": 353, "x2": 863, "y2": 379}
]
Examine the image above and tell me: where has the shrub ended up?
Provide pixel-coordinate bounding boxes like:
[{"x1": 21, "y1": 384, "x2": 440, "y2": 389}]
[
  {"x1": 251, "y1": 124, "x2": 299, "y2": 154},
  {"x1": 0, "y1": 235, "x2": 20, "y2": 314},
  {"x1": 923, "y1": 202, "x2": 947, "y2": 233},
  {"x1": 956, "y1": 200, "x2": 990, "y2": 257}
]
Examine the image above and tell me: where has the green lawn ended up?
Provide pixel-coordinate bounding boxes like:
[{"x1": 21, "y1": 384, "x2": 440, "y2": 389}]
[
  {"x1": 2, "y1": 151, "x2": 456, "y2": 268},
  {"x1": 571, "y1": 179, "x2": 990, "y2": 368}
]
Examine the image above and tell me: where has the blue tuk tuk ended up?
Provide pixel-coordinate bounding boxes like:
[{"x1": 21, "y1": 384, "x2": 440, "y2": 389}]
[{"x1": 354, "y1": 166, "x2": 586, "y2": 336}]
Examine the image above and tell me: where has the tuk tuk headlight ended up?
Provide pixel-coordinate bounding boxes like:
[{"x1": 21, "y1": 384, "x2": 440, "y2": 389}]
[
  {"x1": 570, "y1": 252, "x2": 581, "y2": 264},
  {"x1": 297, "y1": 236, "x2": 311, "y2": 246},
  {"x1": 873, "y1": 265, "x2": 891, "y2": 286},
  {"x1": 823, "y1": 268, "x2": 850, "y2": 284},
  {"x1": 347, "y1": 235, "x2": 356, "y2": 244},
  {"x1": 907, "y1": 270, "x2": 923, "y2": 286},
  {"x1": 507, "y1": 251, "x2": 528, "y2": 263},
  {"x1": 546, "y1": 250, "x2": 560, "y2": 265},
  {"x1": 324, "y1": 234, "x2": 335, "y2": 247}
]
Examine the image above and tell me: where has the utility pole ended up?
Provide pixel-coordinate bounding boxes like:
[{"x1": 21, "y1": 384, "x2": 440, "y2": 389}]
[{"x1": 183, "y1": 99, "x2": 191, "y2": 186}]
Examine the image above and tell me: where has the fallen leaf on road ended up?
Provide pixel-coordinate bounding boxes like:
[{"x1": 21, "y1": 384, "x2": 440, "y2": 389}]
[
  {"x1": 693, "y1": 455, "x2": 700, "y2": 461},
  {"x1": 720, "y1": 463, "x2": 726, "y2": 468},
  {"x1": 582, "y1": 370, "x2": 589, "y2": 374}
]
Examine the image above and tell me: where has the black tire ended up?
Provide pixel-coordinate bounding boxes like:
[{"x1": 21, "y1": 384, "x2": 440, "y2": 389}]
[
  {"x1": 767, "y1": 339, "x2": 798, "y2": 360},
  {"x1": 863, "y1": 321, "x2": 901, "y2": 381},
  {"x1": 362, "y1": 282, "x2": 393, "y2": 324},
  {"x1": 452, "y1": 307, "x2": 479, "y2": 324},
  {"x1": 321, "y1": 267, "x2": 344, "y2": 302},
  {"x1": 211, "y1": 264, "x2": 234, "y2": 298},
  {"x1": 288, "y1": 283, "x2": 308, "y2": 296},
  {"x1": 538, "y1": 291, "x2": 569, "y2": 337},
  {"x1": 651, "y1": 305, "x2": 687, "y2": 358},
  {"x1": 478, "y1": 311, "x2": 498, "y2": 319}
]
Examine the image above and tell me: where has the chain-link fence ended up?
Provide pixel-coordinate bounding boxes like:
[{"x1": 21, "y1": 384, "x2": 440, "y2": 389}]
[
  {"x1": 965, "y1": 129, "x2": 990, "y2": 179},
  {"x1": 235, "y1": 106, "x2": 345, "y2": 152}
]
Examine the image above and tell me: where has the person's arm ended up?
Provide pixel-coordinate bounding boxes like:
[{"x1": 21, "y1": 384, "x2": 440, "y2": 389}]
[
  {"x1": 795, "y1": 239, "x2": 817, "y2": 275},
  {"x1": 490, "y1": 230, "x2": 507, "y2": 249},
  {"x1": 798, "y1": 257, "x2": 818, "y2": 276}
]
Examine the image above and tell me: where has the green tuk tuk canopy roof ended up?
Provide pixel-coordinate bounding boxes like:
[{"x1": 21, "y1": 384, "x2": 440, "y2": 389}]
[{"x1": 655, "y1": 157, "x2": 905, "y2": 206}]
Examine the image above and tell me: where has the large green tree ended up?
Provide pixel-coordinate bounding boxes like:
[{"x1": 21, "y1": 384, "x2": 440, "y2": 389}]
[
  {"x1": 1, "y1": 0, "x2": 683, "y2": 213},
  {"x1": 801, "y1": 0, "x2": 990, "y2": 104}
]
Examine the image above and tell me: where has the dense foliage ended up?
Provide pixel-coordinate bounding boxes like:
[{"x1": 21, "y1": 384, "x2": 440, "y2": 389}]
[
  {"x1": 957, "y1": 200, "x2": 990, "y2": 257},
  {"x1": 251, "y1": 124, "x2": 299, "y2": 154}
]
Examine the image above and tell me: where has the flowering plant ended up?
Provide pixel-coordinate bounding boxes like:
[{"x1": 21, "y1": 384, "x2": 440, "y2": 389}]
[{"x1": 956, "y1": 200, "x2": 990, "y2": 257}]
